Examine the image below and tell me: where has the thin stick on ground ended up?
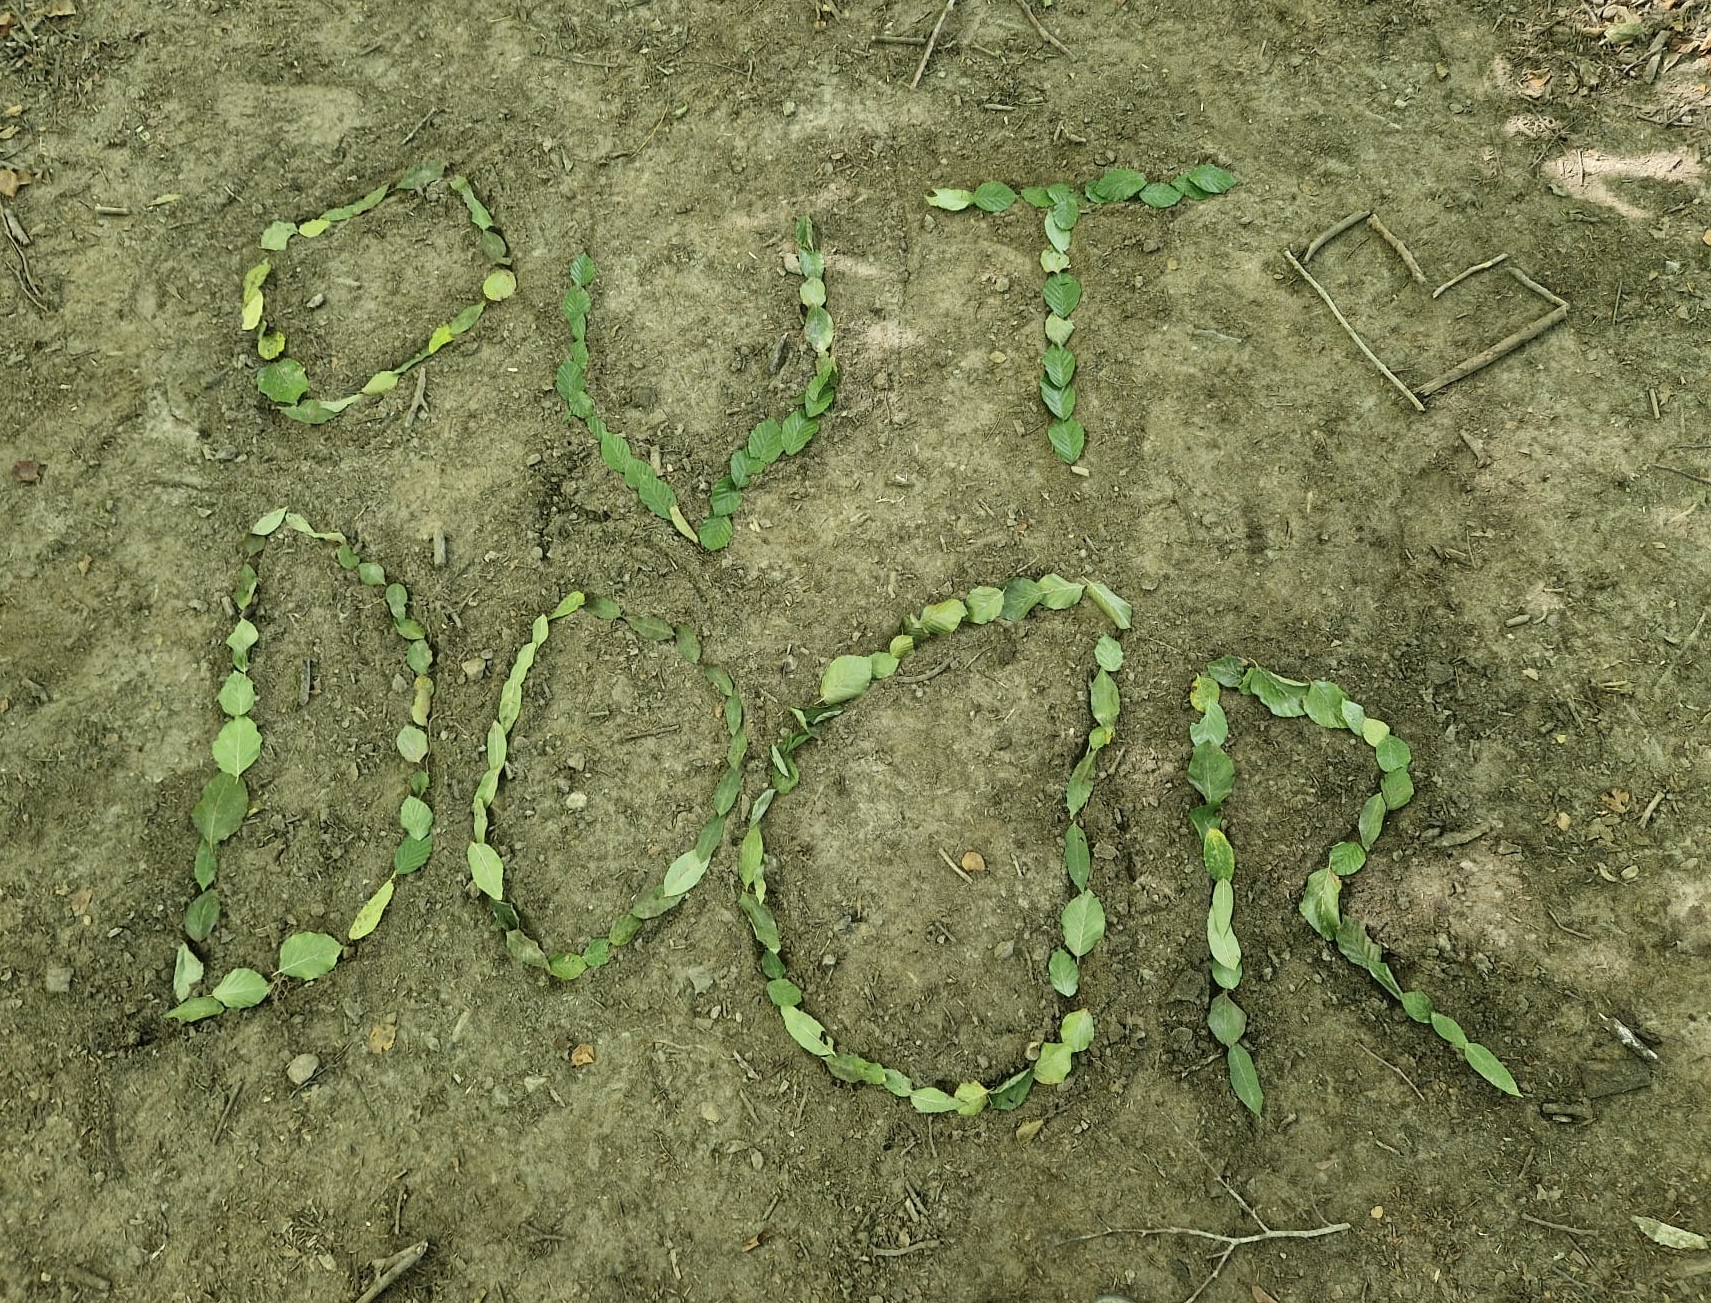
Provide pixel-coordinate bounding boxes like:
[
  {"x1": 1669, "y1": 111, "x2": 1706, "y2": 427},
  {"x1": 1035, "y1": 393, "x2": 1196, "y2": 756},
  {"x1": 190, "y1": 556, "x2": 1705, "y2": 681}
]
[
  {"x1": 1063, "y1": 1211, "x2": 1350, "y2": 1303},
  {"x1": 1414, "y1": 304, "x2": 1568, "y2": 399},
  {"x1": 1366, "y1": 213, "x2": 1426, "y2": 284},
  {"x1": 1302, "y1": 209, "x2": 1370, "y2": 263},
  {"x1": 352, "y1": 1242, "x2": 428, "y2": 1303},
  {"x1": 1358, "y1": 1041, "x2": 1425, "y2": 1101},
  {"x1": 1284, "y1": 248, "x2": 1426, "y2": 412},
  {"x1": 1014, "y1": 0, "x2": 1072, "y2": 56},
  {"x1": 911, "y1": 0, "x2": 956, "y2": 89},
  {"x1": 1433, "y1": 252, "x2": 1508, "y2": 299}
]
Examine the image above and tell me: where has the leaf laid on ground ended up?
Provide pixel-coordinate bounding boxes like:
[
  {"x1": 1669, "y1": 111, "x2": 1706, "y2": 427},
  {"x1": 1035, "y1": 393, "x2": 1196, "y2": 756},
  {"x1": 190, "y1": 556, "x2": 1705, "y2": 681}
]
[
  {"x1": 192, "y1": 772, "x2": 248, "y2": 843},
  {"x1": 1043, "y1": 273, "x2": 1082, "y2": 318},
  {"x1": 1357, "y1": 792, "x2": 1386, "y2": 849},
  {"x1": 277, "y1": 931, "x2": 341, "y2": 981},
  {"x1": 1188, "y1": 742, "x2": 1235, "y2": 804},
  {"x1": 926, "y1": 188, "x2": 975, "y2": 211},
  {"x1": 211, "y1": 716, "x2": 262, "y2": 777},
  {"x1": 1227, "y1": 1043, "x2": 1264, "y2": 1115},
  {"x1": 1064, "y1": 824, "x2": 1091, "y2": 890},
  {"x1": 1139, "y1": 181, "x2": 1183, "y2": 208},
  {"x1": 399, "y1": 795, "x2": 433, "y2": 841},
  {"x1": 1203, "y1": 827, "x2": 1236, "y2": 881},
  {"x1": 1633, "y1": 1217, "x2": 1710, "y2": 1252},
  {"x1": 467, "y1": 842, "x2": 503, "y2": 899},
  {"x1": 1207, "y1": 992, "x2": 1247, "y2": 1047},
  {"x1": 165, "y1": 996, "x2": 225, "y2": 1024},
  {"x1": 1465, "y1": 1043, "x2": 1520, "y2": 1096},
  {"x1": 173, "y1": 943, "x2": 204, "y2": 1002},
  {"x1": 257, "y1": 359, "x2": 310, "y2": 404},
  {"x1": 212, "y1": 967, "x2": 270, "y2": 1009},
  {"x1": 1061, "y1": 890, "x2": 1106, "y2": 957},
  {"x1": 973, "y1": 180, "x2": 1018, "y2": 212},
  {"x1": 1049, "y1": 948, "x2": 1080, "y2": 997},
  {"x1": 349, "y1": 879, "x2": 395, "y2": 940},
  {"x1": 1299, "y1": 866, "x2": 1342, "y2": 939},
  {"x1": 821, "y1": 653, "x2": 874, "y2": 704},
  {"x1": 1033, "y1": 1041, "x2": 1074, "y2": 1086},
  {"x1": 662, "y1": 848, "x2": 712, "y2": 897},
  {"x1": 1083, "y1": 581, "x2": 1133, "y2": 630},
  {"x1": 781, "y1": 1005, "x2": 833, "y2": 1057},
  {"x1": 393, "y1": 835, "x2": 432, "y2": 875},
  {"x1": 1185, "y1": 163, "x2": 1238, "y2": 194}
]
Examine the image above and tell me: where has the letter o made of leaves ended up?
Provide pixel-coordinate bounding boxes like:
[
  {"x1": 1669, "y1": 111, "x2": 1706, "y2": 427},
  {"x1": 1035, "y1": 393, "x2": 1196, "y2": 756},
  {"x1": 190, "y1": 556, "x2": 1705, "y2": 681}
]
[{"x1": 242, "y1": 161, "x2": 515, "y2": 425}]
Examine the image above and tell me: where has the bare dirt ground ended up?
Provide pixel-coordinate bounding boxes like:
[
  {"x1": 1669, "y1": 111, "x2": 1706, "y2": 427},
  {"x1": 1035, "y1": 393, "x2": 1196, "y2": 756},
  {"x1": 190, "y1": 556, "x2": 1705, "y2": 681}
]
[{"x1": 3, "y1": 1, "x2": 1711, "y2": 1300}]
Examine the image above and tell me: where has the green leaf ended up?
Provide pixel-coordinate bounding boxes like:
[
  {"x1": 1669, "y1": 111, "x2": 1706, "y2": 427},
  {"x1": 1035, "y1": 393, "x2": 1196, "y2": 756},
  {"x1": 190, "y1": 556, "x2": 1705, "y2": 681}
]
[
  {"x1": 740, "y1": 893, "x2": 781, "y2": 952},
  {"x1": 1400, "y1": 989, "x2": 1434, "y2": 1023},
  {"x1": 348, "y1": 879, "x2": 395, "y2": 940},
  {"x1": 781, "y1": 1005, "x2": 834, "y2": 1057},
  {"x1": 1033, "y1": 1041, "x2": 1074, "y2": 1086},
  {"x1": 1340, "y1": 698, "x2": 1367, "y2": 734},
  {"x1": 548, "y1": 952, "x2": 589, "y2": 981},
  {"x1": 277, "y1": 931, "x2": 341, "y2": 981},
  {"x1": 1090, "y1": 669, "x2": 1120, "y2": 727},
  {"x1": 1061, "y1": 1008, "x2": 1095, "y2": 1053},
  {"x1": 963, "y1": 179, "x2": 1016, "y2": 212},
  {"x1": 1207, "y1": 992, "x2": 1247, "y2": 1047},
  {"x1": 1047, "y1": 418, "x2": 1085, "y2": 464},
  {"x1": 480, "y1": 229, "x2": 510, "y2": 263},
  {"x1": 1019, "y1": 186, "x2": 1053, "y2": 208},
  {"x1": 240, "y1": 261, "x2": 269, "y2": 331},
  {"x1": 581, "y1": 937, "x2": 611, "y2": 968},
  {"x1": 399, "y1": 795, "x2": 433, "y2": 841},
  {"x1": 1243, "y1": 666, "x2": 1308, "y2": 717},
  {"x1": 610, "y1": 912, "x2": 646, "y2": 948},
  {"x1": 249, "y1": 507, "x2": 287, "y2": 536},
  {"x1": 662, "y1": 848, "x2": 712, "y2": 897},
  {"x1": 747, "y1": 417, "x2": 785, "y2": 466},
  {"x1": 821, "y1": 653, "x2": 874, "y2": 705},
  {"x1": 709, "y1": 476, "x2": 743, "y2": 518},
  {"x1": 1328, "y1": 841, "x2": 1366, "y2": 876},
  {"x1": 630, "y1": 885, "x2": 685, "y2": 919},
  {"x1": 1061, "y1": 890, "x2": 1106, "y2": 957},
  {"x1": 1357, "y1": 792, "x2": 1387, "y2": 849},
  {"x1": 1044, "y1": 312, "x2": 1074, "y2": 345},
  {"x1": 1044, "y1": 212, "x2": 1072, "y2": 254},
  {"x1": 1304, "y1": 680, "x2": 1349, "y2": 729},
  {"x1": 766, "y1": 977, "x2": 804, "y2": 1009},
  {"x1": 1139, "y1": 181, "x2": 1183, "y2": 208},
  {"x1": 1087, "y1": 167, "x2": 1147, "y2": 203},
  {"x1": 827, "y1": 1053, "x2": 887, "y2": 1086},
  {"x1": 1202, "y1": 827, "x2": 1235, "y2": 881},
  {"x1": 1083, "y1": 581, "x2": 1133, "y2": 630},
  {"x1": 990, "y1": 1068, "x2": 1035, "y2": 1112},
  {"x1": 1465, "y1": 1043, "x2": 1520, "y2": 1096},
  {"x1": 1299, "y1": 867, "x2": 1342, "y2": 940},
  {"x1": 1211, "y1": 957, "x2": 1242, "y2": 990},
  {"x1": 1376, "y1": 734, "x2": 1413, "y2": 772},
  {"x1": 698, "y1": 515, "x2": 734, "y2": 551},
  {"x1": 165, "y1": 996, "x2": 226, "y2": 1023},
  {"x1": 926, "y1": 187, "x2": 975, "y2": 211},
  {"x1": 919, "y1": 598, "x2": 967, "y2": 634},
  {"x1": 259, "y1": 220, "x2": 296, "y2": 250},
  {"x1": 393, "y1": 835, "x2": 433, "y2": 875},
  {"x1": 1045, "y1": 943, "x2": 1082, "y2": 996},
  {"x1": 1381, "y1": 767, "x2": 1414, "y2": 810},
  {"x1": 965, "y1": 586, "x2": 1004, "y2": 624},
  {"x1": 208, "y1": 966, "x2": 269, "y2": 1010},
  {"x1": 998, "y1": 576, "x2": 1043, "y2": 621},
  {"x1": 1185, "y1": 163, "x2": 1238, "y2": 195},
  {"x1": 909, "y1": 1086, "x2": 962, "y2": 1113},
  {"x1": 394, "y1": 726, "x2": 429, "y2": 765},
  {"x1": 467, "y1": 842, "x2": 504, "y2": 899},
  {"x1": 569, "y1": 252, "x2": 598, "y2": 287},
  {"x1": 804, "y1": 306, "x2": 833, "y2": 353},
  {"x1": 1093, "y1": 635, "x2": 1123, "y2": 673},
  {"x1": 507, "y1": 929, "x2": 549, "y2": 969},
  {"x1": 1190, "y1": 699, "x2": 1228, "y2": 748},
  {"x1": 226, "y1": 619, "x2": 258, "y2": 671},
  {"x1": 194, "y1": 839, "x2": 218, "y2": 889},
  {"x1": 192, "y1": 773, "x2": 248, "y2": 844},
  {"x1": 1431, "y1": 1012, "x2": 1470, "y2": 1050},
  {"x1": 1207, "y1": 884, "x2": 1241, "y2": 970},
  {"x1": 1042, "y1": 346, "x2": 1077, "y2": 391},
  {"x1": 279, "y1": 395, "x2": 361, "y2": 425},
  {"x1": 1043, "y1": 273, "x2": 1082, "y2": 318},
  {"x1": 1064, "y1": 824, "x2": 1090, "y2": 891},
  {"x1": 1361, "y1": 716, "x2": 1391, "y2": 747},
  {"x1": 173, "y1": 943, "x2": 205, "y2": 1001},
  {"x1": 211, "y1": 716, "x2": 262, "y2": 777},
  {"x1": 1041, "y1": 382, "x2": 1076, "y2": 420},
  {"x1": 1227, "y1": 1043, "x2": 1264, "y2": 1115},
  {"x1": 1188, "y1": 742, "x2": 1234, "y2": 804}
]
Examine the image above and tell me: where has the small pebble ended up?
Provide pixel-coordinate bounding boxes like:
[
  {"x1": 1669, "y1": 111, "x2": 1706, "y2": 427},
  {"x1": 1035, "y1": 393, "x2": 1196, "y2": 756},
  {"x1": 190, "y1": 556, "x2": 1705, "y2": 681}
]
[
  {"x1": 44, "y1": 966, "x2": 72, "y2": 994},
  {"x1": 287, "y1": 1053, "x2": 319, "y2": 1086},
  {"x1": 462, "y1": 657, "x2": 487, "y2": 682}
]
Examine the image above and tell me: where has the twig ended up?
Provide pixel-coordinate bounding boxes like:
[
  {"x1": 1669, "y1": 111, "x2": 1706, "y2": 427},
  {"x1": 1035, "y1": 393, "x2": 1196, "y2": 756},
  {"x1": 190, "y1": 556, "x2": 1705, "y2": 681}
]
[
  {"x1": 400, "y1": 107, "x2": 440, "y2": 147},
  {"x1": 1358, "y1": 1041, "x2": 1425, "y2": 1101},
  {"x1": 1611, "y1": 280, "x2": 1623, "y2": 326},
  {"x1": 1414, "y1": 305, "x2": 1568, "y2": 399},
  {"x1": 606, "y1": 108, "x2": 670, "y2": 162},
  {"x1": 1601, "y1": 1013, "x2": 1661, "y2": 1064},
  {"x1": 1302, "y1": 210, "x2": 1370, "y2": 263},
  {"x1": 1459, "y1": 430, "x2": 1490, "y2": 467},
  {"x1": 910, "y1": 0, "x2": 956, "y2": 89},
  {"x1": 620, "y1": 723, "x2": 682, "y2": 743},
  {"x1": 352, "y1": 1242, "x2": 428, "y2": 1303},
  {"x1": 936, "y1": 847, "x2": 973, "y2": 884},
  {"x1": 1061, "y1": 1221, "x2": 1351, "y2": 1303},
  {"x1": 1284, "y1": 249, "x2": 1425, "y2": 413},
  {"x1": 211, "y1": 1082, "x2": 243, "y2": 1145},
  {"x1": 1655, "y1": 606, "x2": 1708, "y2": 694},
  {"x1": 897, "y1": 660, "x2": 952, "y2": 685},
  {"x1": 871, "y1": 1238, "x2": 939, "y2": 1257},
  {"x1": 1014, "y1": 0, "x2": 1072, "y2": 55},
  {"x1": 1639, "y1": 790, "x2": 1666, "y2": 828},
  {"x1": 1653, "y1": 464, "x2": 1711, "y2": 486},
  {"x1": 1546, "y1": 907, "x2": 1590, "y2": 940},
  {"x1": 405, "y1": 367, "x2": 428, "y2": 429},
  {"x1": 1433, "y1": 253, "x2": 1508, "y2": 299},
  {"x1": 1521, "y1": 1213, "x2": 1596, "y2": 1235},
  {"x1": 1508, "y1": 266, "x2": 1568, "y2": 310},
  {"x1": 1366, "y1": 214, "x2": 1426, "y2": 284}
]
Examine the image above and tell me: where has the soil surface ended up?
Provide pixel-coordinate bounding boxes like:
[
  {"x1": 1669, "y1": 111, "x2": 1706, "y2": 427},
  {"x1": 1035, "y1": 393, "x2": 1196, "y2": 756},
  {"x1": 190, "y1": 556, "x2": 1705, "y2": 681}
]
[{"x1": 3, "y1": 1, "x2": 1711, "y2": 1300}]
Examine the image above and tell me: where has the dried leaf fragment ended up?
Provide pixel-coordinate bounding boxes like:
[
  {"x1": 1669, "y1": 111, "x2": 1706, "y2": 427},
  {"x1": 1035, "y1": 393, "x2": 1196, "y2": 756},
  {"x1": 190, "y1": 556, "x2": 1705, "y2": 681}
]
[
  {"x1": 367, "y1": 1021, "x2": 397, "y2": 1053},
  {"x1": 1634, "y1": 1215, "x2": 1709, "y2": 1251},
  {"x1": 960, "y1": 850, "x2": 987, "y2": 873},
  {"x1": 13, "y1": 459, "x2": 40, "y2": 483},
  {"x1": 570, "y1": 1042, "x2": 596, "y2": 1067},
  {"x1": 1014, "y1": 1117, "x2": 1044, "y2": 1143},
  {"x1": 0, "y1": 168, "x2": 32, "y2": 199}
]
